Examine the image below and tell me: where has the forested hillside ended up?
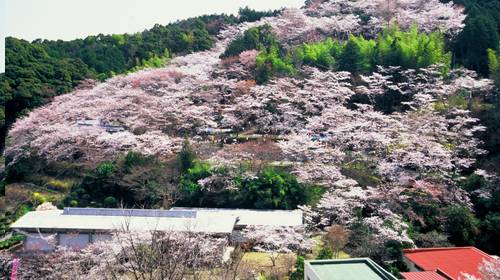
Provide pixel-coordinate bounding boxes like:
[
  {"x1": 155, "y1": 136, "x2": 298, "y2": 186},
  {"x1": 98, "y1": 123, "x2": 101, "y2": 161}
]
[
  {"x1": 0, "y1": 7, "x2": 278, "y2": 152},
  {"x1": 1, "y1": 0, "x2": 499, "y2": 279}
]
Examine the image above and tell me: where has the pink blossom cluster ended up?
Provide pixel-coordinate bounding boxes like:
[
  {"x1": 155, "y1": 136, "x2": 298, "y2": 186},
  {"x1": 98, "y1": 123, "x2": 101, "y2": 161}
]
[
  {"x1": 241, "y1": 225, "x2": 315, "y2": 254},
  {"x1": 304, "y1": 0, "x2": 465, "y2": 37}
]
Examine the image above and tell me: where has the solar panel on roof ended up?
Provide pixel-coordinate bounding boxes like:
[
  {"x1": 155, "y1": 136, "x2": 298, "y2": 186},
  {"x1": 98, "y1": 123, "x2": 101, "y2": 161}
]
[{"x1": 62, "y1": 208, "x2": 196, "y2": 218}]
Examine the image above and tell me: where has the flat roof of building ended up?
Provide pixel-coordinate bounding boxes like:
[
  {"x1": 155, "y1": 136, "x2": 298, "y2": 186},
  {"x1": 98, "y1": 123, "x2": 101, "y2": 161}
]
[
  {"x1": 11, "y1": 209, "x2": 237, "y2": 234},
  {"x1": 403, "y1": 247, "x2": 494, "y2": 280},
  {"x1": 305, "y1": 258, "x2": 398, "y2": 280},
  {"x1": 170, "y1": 207, "x2": 303, "y2": 227}
]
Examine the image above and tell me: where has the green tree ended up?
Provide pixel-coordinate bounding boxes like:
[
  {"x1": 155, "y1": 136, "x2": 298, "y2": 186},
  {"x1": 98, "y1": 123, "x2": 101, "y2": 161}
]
[
  {"x1": 178, "y1": 139, "x2": 196, "y2": 172},
  {"x1": 238, "y1": 6, "x2": 279, "y2": 23},
  {"x1": 222, "y1": 24, "x2": 278, "y2": 57},
  {"x1": 236, "y1": 167, "x2": 315, "y2": 209},
  {"x1": 316, "y1": 247, "x2": 333, "y2": 259},
  {"x1": 296, "y1": 38, "x2": 341, "y2": 70},
  {"x1": 413, "y1": 231, "x2": 452, "y2": 248},
  {"x1": 95, "y1": 161, "x2": 116, "y2": 178},
  {"x1": 443, "y1": 206, "x2": 479, "y2": 245},
  {"x1": 289, "y1": 255, "x2": 305, "y2": 280},
  {"x1": 103, "y1": 196, "x2": 117, "y2": 207},
  {"x1": 376, "y1": 26, "x2": 450, "y2": 71},
  {"x1": 487, "y1": 47, "x2": 500, "y2": 87},
  {"x1": 337, "y1": 35, "x2": 376, "y2": 73},
  {"x1": 454, "y1": 13, "x2": 499, "y2": 76},
  {"x1": 177, "y1": 161, "x2": 213, "y2": 206},
  {"x1": 339, "y1": 36, "x2": 366, "y2": 73}
]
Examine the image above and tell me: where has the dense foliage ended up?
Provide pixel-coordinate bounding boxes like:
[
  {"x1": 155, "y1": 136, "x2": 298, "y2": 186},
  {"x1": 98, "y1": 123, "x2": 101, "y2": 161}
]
[
  {"x1": 452, "y1": 0, "x2": 500, "y2": 76},
  {"x1": 237, "y1": 6, "x2": 281, "y2": 23},
  {"x1": 300, "y1": 26, "x2": 450, "y2": 73},
  {"x1": 221, "y1": 24, "x2": 279, "y2": 58},
  {"x1": 50, "y1": 145, "x2": 323, "y2": 211},
  {"x1": 38, "y1": 22, "x2": 213, "y2": 78},
  {"x1": 176, "y1": 142, "x2": 323, "y2": 210},
  {"x1": 252, "y1": 26, "x2": 451, "y2": 83},
  {"x1": 64, "y1": 152, "x2": 173, "y2": 208}
]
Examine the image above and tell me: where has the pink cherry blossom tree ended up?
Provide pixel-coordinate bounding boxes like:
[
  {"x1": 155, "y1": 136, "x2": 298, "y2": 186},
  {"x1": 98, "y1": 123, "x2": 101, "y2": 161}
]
[{"x1": 242, "y1": 225, "x2": 314, "y2": 268}]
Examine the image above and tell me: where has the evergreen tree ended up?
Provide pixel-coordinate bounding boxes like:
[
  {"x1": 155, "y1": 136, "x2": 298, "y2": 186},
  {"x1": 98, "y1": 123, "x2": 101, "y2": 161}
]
[
  {"x1": 178, "y1": 139, "x2": 196, "y2": 172},
  {"x1": 454, "y1": 14, "x2": 499, "y2": 76},
  {"x1": 443, "y1": 206, "x2": 480, "y2": 246},
  {"x1": 339, "y1": 37, "x2": 365, "y2": 73}
]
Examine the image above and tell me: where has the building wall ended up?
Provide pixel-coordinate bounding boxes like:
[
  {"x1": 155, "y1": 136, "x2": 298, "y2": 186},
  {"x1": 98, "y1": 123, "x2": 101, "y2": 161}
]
[
  {"x1": 403, "y1": 256, "x2": 421, "y2": 272},
  {"x1": 22, "y1": 231, "x2": 113, "y2": 251},
  {"x1": 91, "y1": 233, "x2": 112, "y2": 243},
  {"x1": 59, "y1": 233, "x2": 90, "y2": 250},
  {"x1": 24, "y1": 233, "x2": 56, "y2": 251},
  {"x1": 304, "y1": 263, "x2": 321, "y2": 280}
]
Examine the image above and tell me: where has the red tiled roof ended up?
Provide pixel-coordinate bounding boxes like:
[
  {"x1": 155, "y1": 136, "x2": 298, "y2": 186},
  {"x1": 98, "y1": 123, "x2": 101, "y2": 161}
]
[
  {"x1": 403, "y1": 247, "x2": 494, "y2": 280},
  {"x1": 400, "y1": 271, "x2": 448, "y2": 280}
]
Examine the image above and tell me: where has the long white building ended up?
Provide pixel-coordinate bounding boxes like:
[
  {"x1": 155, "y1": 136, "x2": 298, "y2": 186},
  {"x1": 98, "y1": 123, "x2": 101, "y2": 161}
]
[{"x1": 11, "y1": 207, "x2": 303, "y2": 251}]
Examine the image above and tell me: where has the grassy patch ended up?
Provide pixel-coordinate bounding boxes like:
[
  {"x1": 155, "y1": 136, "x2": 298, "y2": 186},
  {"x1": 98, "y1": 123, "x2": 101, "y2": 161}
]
[
  {"x1": 311, "y1": 235, "x2": 350, "y2": 260},
  {"x1": 242, "y1": 252, "x2": 295, "y2": 267}
]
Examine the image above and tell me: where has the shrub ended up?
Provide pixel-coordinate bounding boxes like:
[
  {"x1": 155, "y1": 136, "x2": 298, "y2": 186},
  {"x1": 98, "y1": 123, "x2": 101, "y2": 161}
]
[
  {"x1": 289, "y1": 255, "x2": 305, "y2": 280},
  {"x1": 316, "y1": 247, "x2": 334, "y2": 260},
  {"x1": 103, "y1": 196, "x2": 117, "y2": 207},
  {"x1": 47, "y1": 179, "x2": 73, "y2": 192},
  {"x1": 0, "y1": 234, "x2": 25, "y2": 250},
  {"x1": 95, "y1": 161, "x2": 116, "y2": 178},
  {"x1": 31, "y1": 192, "x2": 47, "y2": 206}
]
